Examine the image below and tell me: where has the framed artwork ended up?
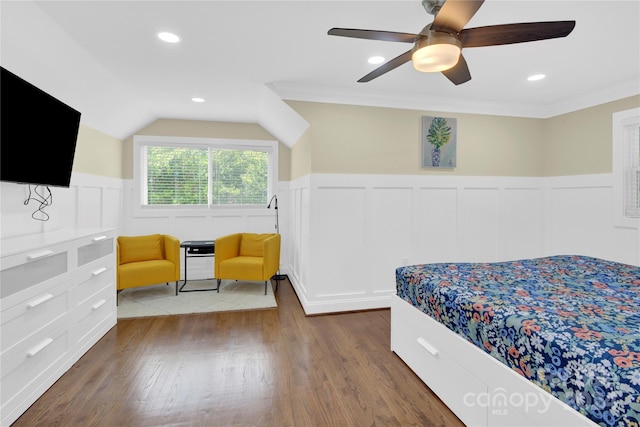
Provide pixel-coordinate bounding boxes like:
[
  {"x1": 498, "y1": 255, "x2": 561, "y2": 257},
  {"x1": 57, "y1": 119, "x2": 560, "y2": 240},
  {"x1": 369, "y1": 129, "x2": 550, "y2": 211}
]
[{"x1": 421, "y1": 116, "x2": 457, "y2": 168}]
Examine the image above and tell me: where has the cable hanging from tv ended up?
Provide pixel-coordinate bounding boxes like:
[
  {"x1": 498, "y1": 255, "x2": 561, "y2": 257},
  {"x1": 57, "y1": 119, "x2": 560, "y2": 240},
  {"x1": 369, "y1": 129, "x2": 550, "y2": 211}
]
[{"x1": 24, "y1": 185, "x2": 53, "y2": 221}]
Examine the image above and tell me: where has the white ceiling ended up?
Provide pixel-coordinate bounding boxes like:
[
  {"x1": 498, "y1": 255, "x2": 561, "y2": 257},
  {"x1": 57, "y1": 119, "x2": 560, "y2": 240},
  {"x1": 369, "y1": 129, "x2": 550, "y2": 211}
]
[{"x1": 1, "y1": 0, "x2": 639, "y2": 145}]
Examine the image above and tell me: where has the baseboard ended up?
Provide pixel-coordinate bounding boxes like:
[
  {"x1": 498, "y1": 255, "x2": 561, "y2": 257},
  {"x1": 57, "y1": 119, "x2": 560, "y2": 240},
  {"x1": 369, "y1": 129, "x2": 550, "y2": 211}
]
[{"x1": 286, "y1": 272, "x2": 391, "y2": 315}]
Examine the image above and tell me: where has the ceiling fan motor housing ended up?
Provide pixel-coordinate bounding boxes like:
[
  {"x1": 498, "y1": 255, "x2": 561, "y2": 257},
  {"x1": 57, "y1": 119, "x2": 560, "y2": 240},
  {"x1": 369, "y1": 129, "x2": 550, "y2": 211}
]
[{"x1": 412, "y1": 26, "x2": 462, "y2": 72}]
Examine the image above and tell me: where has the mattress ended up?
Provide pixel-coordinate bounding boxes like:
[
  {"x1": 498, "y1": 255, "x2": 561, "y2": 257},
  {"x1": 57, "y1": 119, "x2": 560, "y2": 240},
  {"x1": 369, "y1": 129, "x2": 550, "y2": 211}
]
[{"x1": 395, "y1": 255, "x2": 640, "y2": 427}]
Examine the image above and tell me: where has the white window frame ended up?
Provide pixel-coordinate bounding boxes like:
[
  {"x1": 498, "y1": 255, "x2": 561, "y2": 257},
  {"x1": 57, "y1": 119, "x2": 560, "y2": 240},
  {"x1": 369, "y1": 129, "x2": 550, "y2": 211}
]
[
  {"x1": 133, "y1": 135, "x2": 278, "y2": 214},
  {"x1": 612, "y1": 107, "x2": 640, "y2": 229}
]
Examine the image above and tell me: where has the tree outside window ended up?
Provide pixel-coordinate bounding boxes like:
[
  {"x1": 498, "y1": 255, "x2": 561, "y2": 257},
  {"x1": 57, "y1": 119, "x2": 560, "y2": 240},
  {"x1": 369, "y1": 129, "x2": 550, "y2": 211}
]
[{"x1": 136, "y1": 136, "x2": 275, "y2": 208}]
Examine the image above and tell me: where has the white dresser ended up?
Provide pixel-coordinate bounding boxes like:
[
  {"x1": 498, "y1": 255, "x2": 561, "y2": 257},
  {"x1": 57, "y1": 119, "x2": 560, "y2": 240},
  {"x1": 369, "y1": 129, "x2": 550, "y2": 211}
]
[{"x1": 0, "y1": 228, "x2": 117, "y2": 426}]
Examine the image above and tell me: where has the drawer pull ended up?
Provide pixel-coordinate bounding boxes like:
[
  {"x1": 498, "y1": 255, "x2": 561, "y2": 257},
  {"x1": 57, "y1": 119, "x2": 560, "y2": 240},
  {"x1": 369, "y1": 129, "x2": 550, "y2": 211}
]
[
  {"x1": 27, "y1": 293, "x2": 54, "y2": 308},
  {"x1": 91, "y1": 299, "x2": 107, "y2": 310},
  {"x1": 92, "y1": 267, "x2": 107, "y2": 276},
  {"x1": 93, "y1": 235, "x2": 107, "y2": 242},
  {"x1": 417, "y1": 337, "x2": 439, "y2": 357},
  {"x1": 27, "y1": 338, "x2": 54, "y2": 357},
  {"x1": 27, "y1": 250, "x2": 54, "y2": 260}
]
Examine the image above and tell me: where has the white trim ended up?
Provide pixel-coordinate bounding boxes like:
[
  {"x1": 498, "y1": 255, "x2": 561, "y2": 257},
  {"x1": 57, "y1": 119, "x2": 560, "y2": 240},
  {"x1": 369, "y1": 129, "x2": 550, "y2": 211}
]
[
  {"x1": 612, "y1": 108, "x2": 640, "y2": 229},
  {"x1": 269, "y1": 79, "x2": 640, "y2": 120},
  {"x1": 132, "y1": 135, "x2": 278, "y2": 217}
]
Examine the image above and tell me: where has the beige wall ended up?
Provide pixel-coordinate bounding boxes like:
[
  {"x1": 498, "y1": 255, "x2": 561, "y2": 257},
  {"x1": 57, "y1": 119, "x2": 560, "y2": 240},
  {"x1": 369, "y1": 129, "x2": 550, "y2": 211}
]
[
  {"x1": 121, "y1": 119, "x2": 291, "y2": 181},
  {"x1": 542, "y1": 95, "x2": 640, "y2": 176},
  {"x1": 76, "y1": 95, "x2": 640, "y2": 182},
  {"x1": 290, "y1": 127, "x2": 312, "y2": 179},
  {"x1": 287, "y1": 101, "x2": 544, "y2": 178},
  {"x1": 72, "y1": 124, "x2": 123, "y2": 178}
]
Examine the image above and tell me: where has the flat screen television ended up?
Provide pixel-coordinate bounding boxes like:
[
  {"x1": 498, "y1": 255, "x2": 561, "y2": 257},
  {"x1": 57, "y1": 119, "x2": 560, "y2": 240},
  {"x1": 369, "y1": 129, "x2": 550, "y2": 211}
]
[{"x1": 1, "y1": 66, "x2": 81, "y2": 188}]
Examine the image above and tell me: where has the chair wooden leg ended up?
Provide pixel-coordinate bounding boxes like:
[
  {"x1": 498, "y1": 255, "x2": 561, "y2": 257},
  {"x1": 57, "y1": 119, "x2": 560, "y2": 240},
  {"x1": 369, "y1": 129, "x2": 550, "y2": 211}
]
[
  {"x1": 175, "y1": 281, "x2": 178, "y2": 295},
  {"x1": 275, "y1": 276, "x2": 279, "y2": 293},
  {"x1": 116, "y1": 289, "x2": 122, "y2": 306},
  {"x1": 217, "y1": 279, "x2": 221, "y2": 293},
  {"x1": 264, "y1": 281, "x2": 268, "y2": 295}
]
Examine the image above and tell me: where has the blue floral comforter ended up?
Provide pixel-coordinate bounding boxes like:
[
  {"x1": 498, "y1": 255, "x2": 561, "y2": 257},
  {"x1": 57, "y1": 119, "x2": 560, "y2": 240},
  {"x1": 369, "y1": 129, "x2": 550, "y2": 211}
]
[{"x1": 395, "y1": 255, "x2": 640, "y2": 426}]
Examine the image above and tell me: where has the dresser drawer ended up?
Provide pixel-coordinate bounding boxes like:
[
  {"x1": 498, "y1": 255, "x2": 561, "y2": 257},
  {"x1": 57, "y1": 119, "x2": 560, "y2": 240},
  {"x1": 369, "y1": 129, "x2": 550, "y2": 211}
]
[
  {"x1": 0, "y1": 319, "x2": 70, "y2": 410},
  {"x1": 72, "y1": 285, "x2": 115, "y2": 346},
  {"x1": 0, "y1": 228, "x2": 116, "y2": 427},
  {"x1": 0, "y1": 252, "x2": 68, "y2": 299},
  {"x1": 78, "y1": 235, "x2": 114, "y2": 266},
  {"x1": 73, "y1": 264, "x2": 114, "y2": 306},
  {"x1": 1, "y1": 285, "x2": 70, "y2": 353}
]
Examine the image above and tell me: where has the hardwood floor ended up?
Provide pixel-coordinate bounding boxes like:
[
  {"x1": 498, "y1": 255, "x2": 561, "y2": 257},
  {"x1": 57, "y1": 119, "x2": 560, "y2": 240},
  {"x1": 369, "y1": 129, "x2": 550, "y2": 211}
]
[{"x1": 13, "y1": 279, "x2": 464, "y2": 427}]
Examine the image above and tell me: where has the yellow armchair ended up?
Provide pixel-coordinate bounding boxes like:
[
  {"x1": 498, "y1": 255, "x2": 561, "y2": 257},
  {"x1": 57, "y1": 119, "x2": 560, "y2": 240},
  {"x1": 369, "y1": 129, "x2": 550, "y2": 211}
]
[
  {"x1": 116, "y1": 234, "x2": 181, "y2": 303},
  {"x1": 214, "y1": 233, "x2": 281, "y2": 295}
]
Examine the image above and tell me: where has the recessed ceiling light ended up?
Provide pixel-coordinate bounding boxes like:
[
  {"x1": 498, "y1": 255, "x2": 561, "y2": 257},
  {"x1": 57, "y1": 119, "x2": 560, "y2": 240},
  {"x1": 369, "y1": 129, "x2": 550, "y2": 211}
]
[
  {"x1": 192, "y1": 97, "x2": 205, "y2": 103},
  {"x1": 527, "y1": 74, "x2": 546, "y2": 81},
  {"x1": 158, "y1": 32, "x2": 180, "y2": 43},
  {"x1": 368, "y1": 56, "x2": 385, "y2": 65}
]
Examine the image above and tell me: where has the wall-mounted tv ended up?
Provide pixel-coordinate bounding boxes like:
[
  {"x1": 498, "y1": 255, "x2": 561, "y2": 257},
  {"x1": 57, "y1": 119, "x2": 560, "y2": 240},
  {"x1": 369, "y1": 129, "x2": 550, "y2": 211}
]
[{"x1": 1, "y1": 66, "x2": 81, "y2": 188}]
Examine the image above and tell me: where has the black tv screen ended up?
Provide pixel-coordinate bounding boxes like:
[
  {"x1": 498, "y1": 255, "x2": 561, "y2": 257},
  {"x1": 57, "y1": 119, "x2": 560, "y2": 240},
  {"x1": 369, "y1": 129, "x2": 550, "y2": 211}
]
[{"x1": 1, "y1": 66, "x2": 81, "y2": 188}]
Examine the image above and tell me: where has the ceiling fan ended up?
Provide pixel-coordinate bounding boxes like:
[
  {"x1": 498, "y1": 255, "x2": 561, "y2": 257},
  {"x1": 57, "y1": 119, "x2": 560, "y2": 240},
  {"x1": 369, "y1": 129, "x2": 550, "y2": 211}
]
[{"x1": 328, "y1": 0, "x2": 576, "y2": 85}]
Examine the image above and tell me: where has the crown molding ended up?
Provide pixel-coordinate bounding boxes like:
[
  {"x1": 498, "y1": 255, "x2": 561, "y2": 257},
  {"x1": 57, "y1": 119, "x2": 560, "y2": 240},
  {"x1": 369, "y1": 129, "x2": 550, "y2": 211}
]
[{"x1": 269, "y1": 79, "x2": 640, "y2": 119}]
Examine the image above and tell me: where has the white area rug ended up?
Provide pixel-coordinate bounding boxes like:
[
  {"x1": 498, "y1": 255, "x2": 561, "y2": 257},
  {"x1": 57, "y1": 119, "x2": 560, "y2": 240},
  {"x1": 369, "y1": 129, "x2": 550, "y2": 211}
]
[{"x1": 117, "y1": 279, "x2": 277, "y2": 319}]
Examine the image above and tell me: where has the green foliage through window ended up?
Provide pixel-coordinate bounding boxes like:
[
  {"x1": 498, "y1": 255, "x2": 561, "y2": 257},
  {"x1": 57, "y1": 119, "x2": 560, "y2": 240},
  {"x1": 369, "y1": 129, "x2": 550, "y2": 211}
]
[
  {"x1": 147, "y1": 147, "x2": 208, "y2": 205},
  {"x1": 143, "y1": 144, "x2": 270, "y2": 206},
  {"x1": 211, "y1": 149, "x2": 268, "y2": 205}
]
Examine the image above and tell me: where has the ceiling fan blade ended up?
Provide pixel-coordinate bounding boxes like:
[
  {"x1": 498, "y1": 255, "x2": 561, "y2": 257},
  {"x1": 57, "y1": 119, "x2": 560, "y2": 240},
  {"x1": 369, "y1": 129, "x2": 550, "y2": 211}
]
[
  {"x1": 328, "y1": 28, "x2": 417, "y2": 43},
  {"x1": 442, "y1": 54, "x2": 471, "y2": 85},
  {"x1": 460, "y1": 21, "x2": 576, "y2": 48},
  {"x1": 358, "y1": 50, "x2": 413, "y2": 82},
  {"x1": 432, "y1": 0, "x2": 485, "y2": 33}
]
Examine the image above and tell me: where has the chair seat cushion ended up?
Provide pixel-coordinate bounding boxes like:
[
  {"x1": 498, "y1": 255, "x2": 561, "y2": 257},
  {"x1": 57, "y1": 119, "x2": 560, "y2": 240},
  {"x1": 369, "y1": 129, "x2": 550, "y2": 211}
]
[
  {"x1": 219, "y1": 256, "x2": 264, "y2": 281},
  {"x1": 117, "y1": 259, "x2": 175, "y2": 290},
  {"x1": 118, "y1": 234, "x2": 163, "y2": 264}
]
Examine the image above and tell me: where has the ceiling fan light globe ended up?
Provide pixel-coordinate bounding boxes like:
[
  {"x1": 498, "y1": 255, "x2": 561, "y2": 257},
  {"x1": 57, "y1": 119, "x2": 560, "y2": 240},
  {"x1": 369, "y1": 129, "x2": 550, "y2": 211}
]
[{"x1": 411, "y1": 32, "x2": 461, "y2": 72}]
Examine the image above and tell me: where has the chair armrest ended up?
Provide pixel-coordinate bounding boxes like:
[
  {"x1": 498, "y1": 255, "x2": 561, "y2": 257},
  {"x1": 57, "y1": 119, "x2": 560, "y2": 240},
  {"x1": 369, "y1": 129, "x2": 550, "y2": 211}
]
[
  {"x1": 163, "y1": 234, "x2": 181, "y2": 281},
  {"x1": 262, "y1": 234, "x2": 281, "y2": 278},
  {"x1": 214, "y1": 233, "x2": 242, "y2": 276}
]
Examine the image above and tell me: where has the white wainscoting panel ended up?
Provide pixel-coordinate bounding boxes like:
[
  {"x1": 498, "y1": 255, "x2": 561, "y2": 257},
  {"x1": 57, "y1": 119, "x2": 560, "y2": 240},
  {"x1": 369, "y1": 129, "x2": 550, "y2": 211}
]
[
  {"x1": 312, "y1": 186, "x2": 367, "y2": 299},
  {"x1": 0, "y1": 173, "x2": 123, "y2": 240},
  {"x1": 500, "y1": 187, "x2": 542, "y2": 261},
  {"x1": 461, "y1": 187, "x2": 500, "y2": 262},
  {"x1": 369, "y1": 187, "x2": 413, "y2": 295},
  {"x1": 174, "y1": 215, "x2": 214, "y2": 241},
  {"x1": 77, "y1": 185, "x2": 104, "y2": 229},
  {"x1": 287, "y1": 180, "x2": 310, "y2": 298},
  {"x1": 416, "y1": 187, "x2": 458, "y2": 263},
  {"x1": 103, "y1": 187, "x2": 122, "y2": 230},
  {"x1": 286, "y1": 173, "x2": 637, "y2": 315},
  {"x1": 545, "y1": 174, "x2": 637, "y2": 264}
]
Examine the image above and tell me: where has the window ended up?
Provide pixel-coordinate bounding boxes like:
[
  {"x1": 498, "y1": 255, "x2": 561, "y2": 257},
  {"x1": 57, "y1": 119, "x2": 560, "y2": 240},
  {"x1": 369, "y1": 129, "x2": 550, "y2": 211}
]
[
  {"x1": 134, "y1": 136, "x2": 277, "y2": 208},
  {"x1": 623, "y1": 121, "x2": 640, "y2": 218},
  {"x1": 613, "y1": 108, "x2": 640, "y2": 227}
]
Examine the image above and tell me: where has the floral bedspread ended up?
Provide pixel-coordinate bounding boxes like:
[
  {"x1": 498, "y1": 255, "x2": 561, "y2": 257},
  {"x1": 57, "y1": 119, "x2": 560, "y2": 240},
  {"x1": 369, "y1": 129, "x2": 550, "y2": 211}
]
[{"x1": 395, "y1": 255, "x2": 640, "y2": 427}]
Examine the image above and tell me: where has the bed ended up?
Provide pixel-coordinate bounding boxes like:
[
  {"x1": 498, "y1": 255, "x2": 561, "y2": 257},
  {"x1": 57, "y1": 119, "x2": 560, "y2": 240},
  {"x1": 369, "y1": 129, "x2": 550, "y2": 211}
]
[{"x1": 391, "y1": 255, "x2": 639, "y2": 427}]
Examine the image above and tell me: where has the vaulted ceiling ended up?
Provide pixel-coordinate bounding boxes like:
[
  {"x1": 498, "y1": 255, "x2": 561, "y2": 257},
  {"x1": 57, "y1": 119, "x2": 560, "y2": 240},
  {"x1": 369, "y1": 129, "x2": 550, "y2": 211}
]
[{"x1": 2, "y1": 1, "x2": 639, "y2": 146}]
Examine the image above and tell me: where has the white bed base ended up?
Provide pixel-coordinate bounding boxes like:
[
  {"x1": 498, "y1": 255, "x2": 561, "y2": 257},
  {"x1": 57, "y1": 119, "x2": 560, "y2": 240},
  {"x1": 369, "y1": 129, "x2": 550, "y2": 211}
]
[{"x1": 390, "y1": 295, "x2": 597, "y2": 427}]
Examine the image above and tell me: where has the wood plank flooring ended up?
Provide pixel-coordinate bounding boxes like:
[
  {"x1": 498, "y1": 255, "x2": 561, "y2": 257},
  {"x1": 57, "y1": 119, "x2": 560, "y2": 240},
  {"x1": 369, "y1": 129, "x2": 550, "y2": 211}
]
[{"x1": 13, "y1": 279, "x2": 464, "y2": 427}]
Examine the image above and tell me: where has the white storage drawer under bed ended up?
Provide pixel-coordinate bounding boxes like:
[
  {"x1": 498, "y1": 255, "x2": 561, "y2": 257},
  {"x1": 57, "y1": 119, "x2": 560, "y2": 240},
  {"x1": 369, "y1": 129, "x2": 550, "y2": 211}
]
[{"x1": 390, "y1": 295, "x2": 597, "y2": 427}]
